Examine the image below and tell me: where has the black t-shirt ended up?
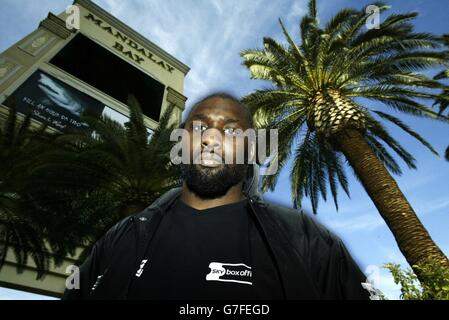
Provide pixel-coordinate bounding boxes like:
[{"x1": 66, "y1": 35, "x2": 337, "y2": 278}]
[{"x1": 127, "y1": 199, "x2": 283, "y2": 300}]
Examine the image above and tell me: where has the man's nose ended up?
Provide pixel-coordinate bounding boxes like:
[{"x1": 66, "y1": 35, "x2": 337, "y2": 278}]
[{"x1": 201, "y1": 129, "x2": 222, "y2": 151}]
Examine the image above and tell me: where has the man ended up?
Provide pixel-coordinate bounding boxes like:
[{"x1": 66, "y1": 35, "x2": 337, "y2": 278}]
[{"x1": 63, "y1": 93, "x2": 370, "y2": 300}]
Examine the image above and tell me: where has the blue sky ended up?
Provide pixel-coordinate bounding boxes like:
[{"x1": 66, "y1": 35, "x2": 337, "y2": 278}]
[{"x1": 1, "y1": 0, "x2": 449, "y2": 300}]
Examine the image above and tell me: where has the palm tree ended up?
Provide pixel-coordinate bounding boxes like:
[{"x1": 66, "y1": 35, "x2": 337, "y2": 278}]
[
  {"x1": 433, "y1": 34, "x2": 449, "y2": 161},
  {"x1": 240, "y1": 0, "x2": 449, "y2": 277},
  {"x1": 0, "y1": 96, "x2": 180, "y2": 275},
  {"x1": 25, "y1": 96, "x2": 181, "y2": 262},
  {"x1": 0, "y1": 100, "x2": 53, "y2": 278}
]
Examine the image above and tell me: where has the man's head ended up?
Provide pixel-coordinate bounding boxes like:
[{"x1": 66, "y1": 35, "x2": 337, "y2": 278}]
[{"x1": 180, "y1": 93, "x2": 255, "y2": 200}]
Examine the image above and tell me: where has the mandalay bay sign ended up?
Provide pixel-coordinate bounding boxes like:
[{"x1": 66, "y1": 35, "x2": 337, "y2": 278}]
[{"x1": 84, "y1": 12, "x2": 176, "y2": 73}]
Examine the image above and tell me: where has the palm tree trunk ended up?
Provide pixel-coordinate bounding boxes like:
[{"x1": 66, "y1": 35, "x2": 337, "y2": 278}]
[{"x1": 335, "y1": 129, "x2": 449, "y2": 276}]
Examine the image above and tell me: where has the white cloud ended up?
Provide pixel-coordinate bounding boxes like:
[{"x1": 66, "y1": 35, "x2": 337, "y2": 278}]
[
  {"x1": 93, "y1": 0, "x2": 310, "y2": 110},
  {"x1": 210, "y1": 0, "x2": 224, "y2": 16},
  {"x1": 417, "y1": 198, "x2": 449, "y2": 215},
  {"x1": 0, "y1": 0, "x2": 72, "y2": 51},
  {"x1": 377, "y1": 269, "x2": 402, "y2": 300},
  {"x1": 361, "y1": 263, "x2": 402, "y2": 300},
  {"x1": 384, "y1": 250, "x2": 408, "y2": 266},
  {"x1": 284, "y1": 1, "x2": 307, "y2": 35},
  {"x1": 287, "y1": 1, "x2": 307, "y2": 21},
  {"x1": 321, "y1": 212, "x2": 385, "y2": 233}
]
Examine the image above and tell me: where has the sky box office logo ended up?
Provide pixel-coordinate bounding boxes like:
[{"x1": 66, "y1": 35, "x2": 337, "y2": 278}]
[{"x1": 206, "y1": 262, "x2": 253, "y2": 285}]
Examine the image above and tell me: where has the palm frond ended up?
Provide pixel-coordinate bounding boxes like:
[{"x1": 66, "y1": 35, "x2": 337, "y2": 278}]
[
  {"x1": 373, "y1": 110, "x2": 438, "y2": 156},
  {"x1": 241, "y1": 0, "x2": 449, "y2": 212}
]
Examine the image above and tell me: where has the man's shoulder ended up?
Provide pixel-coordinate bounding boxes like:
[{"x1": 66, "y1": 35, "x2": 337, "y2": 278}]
[
  {"x1": 262, "y1": 201, "x2": 340, "y2": 249},
  {"x1": 97, "y1": 190, "x2": 181, "y2": 253},
  {"x1": 262, "y1": 201, "x2": 370, "y2": 300},
  {"x1": 106, "y1": 206, "x2": 158, "y2": 236},
  {"x1": 97, "y1": 215, "x2": 134, "y2": 252}
]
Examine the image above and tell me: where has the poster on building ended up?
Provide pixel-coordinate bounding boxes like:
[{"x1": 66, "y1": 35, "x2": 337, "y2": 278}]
[{"x1": 7, "y1": 70, "x2": 105, "y2": 131}]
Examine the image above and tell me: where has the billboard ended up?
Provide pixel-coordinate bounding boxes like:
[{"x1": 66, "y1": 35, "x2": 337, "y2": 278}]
[
  {"x1": 6, "y1": 70, "x2": 105, "y2": 130},
  {"x1": 50, "y1": 34, "x2": 165, "y2": 122}
]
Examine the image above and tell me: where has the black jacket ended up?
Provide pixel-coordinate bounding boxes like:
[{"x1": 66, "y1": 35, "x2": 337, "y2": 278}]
[{"x1": 63, "y1": 187, "x2": 370, "y2": 300}]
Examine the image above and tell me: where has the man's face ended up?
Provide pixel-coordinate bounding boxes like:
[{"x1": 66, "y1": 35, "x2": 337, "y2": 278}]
[{"x1": 181, "y1": 97, "x2": 252, "y2": 199}]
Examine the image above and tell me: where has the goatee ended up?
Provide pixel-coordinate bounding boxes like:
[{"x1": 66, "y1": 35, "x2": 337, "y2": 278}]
[{"x1": 181, "y1": 163, "x2": 248, "y2": 199}]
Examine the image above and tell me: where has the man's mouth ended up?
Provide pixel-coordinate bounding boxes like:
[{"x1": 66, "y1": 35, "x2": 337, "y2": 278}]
[{"x1": 194, "y1": 153, "x2": 223, "y2": 168}]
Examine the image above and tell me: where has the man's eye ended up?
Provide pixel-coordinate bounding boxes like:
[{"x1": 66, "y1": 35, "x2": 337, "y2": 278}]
[
  {"x1": 193, "y1": 124, "x2": 207, "y2": 132},
  {"x1": 224, "y1": 127, "x2": 237, "y2": 135}
]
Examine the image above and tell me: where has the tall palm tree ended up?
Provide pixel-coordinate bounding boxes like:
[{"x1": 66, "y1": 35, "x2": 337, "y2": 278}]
[
  {"x1": 241, "y1": 0, "x2": 449, "y2": 277},
  {"x1": 433, "y1": 34, "x2": 449, "y2": 161}
]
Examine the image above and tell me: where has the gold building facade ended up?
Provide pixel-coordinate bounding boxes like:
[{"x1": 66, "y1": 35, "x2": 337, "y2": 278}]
[{"x1": 0, "y1": 0, "x2": 189, "y2": 297}]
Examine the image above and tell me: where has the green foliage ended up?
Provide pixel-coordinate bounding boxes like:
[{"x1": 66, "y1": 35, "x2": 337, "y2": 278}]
[
  {"x1": 384, "y1": 258, "x2": 449, "y2": 300},
  {"x1": 26, "y1": 96, "x2": 181, "y2": 264},
  {"x1": 0, "y1": 95, "x2": 179, "y2": 276},
  {"x1": 432, "y1": 34, "x2": 449, "y2": 162},
  {"x1": 241, "y1": 0, "x2": 449, "y2": 213},
  {"x1": 0, "y1": 99, "x2": 53, "y2": 278},
  {"x1": 433, "y1": 34, "x2": 449, "y2": 116}
]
